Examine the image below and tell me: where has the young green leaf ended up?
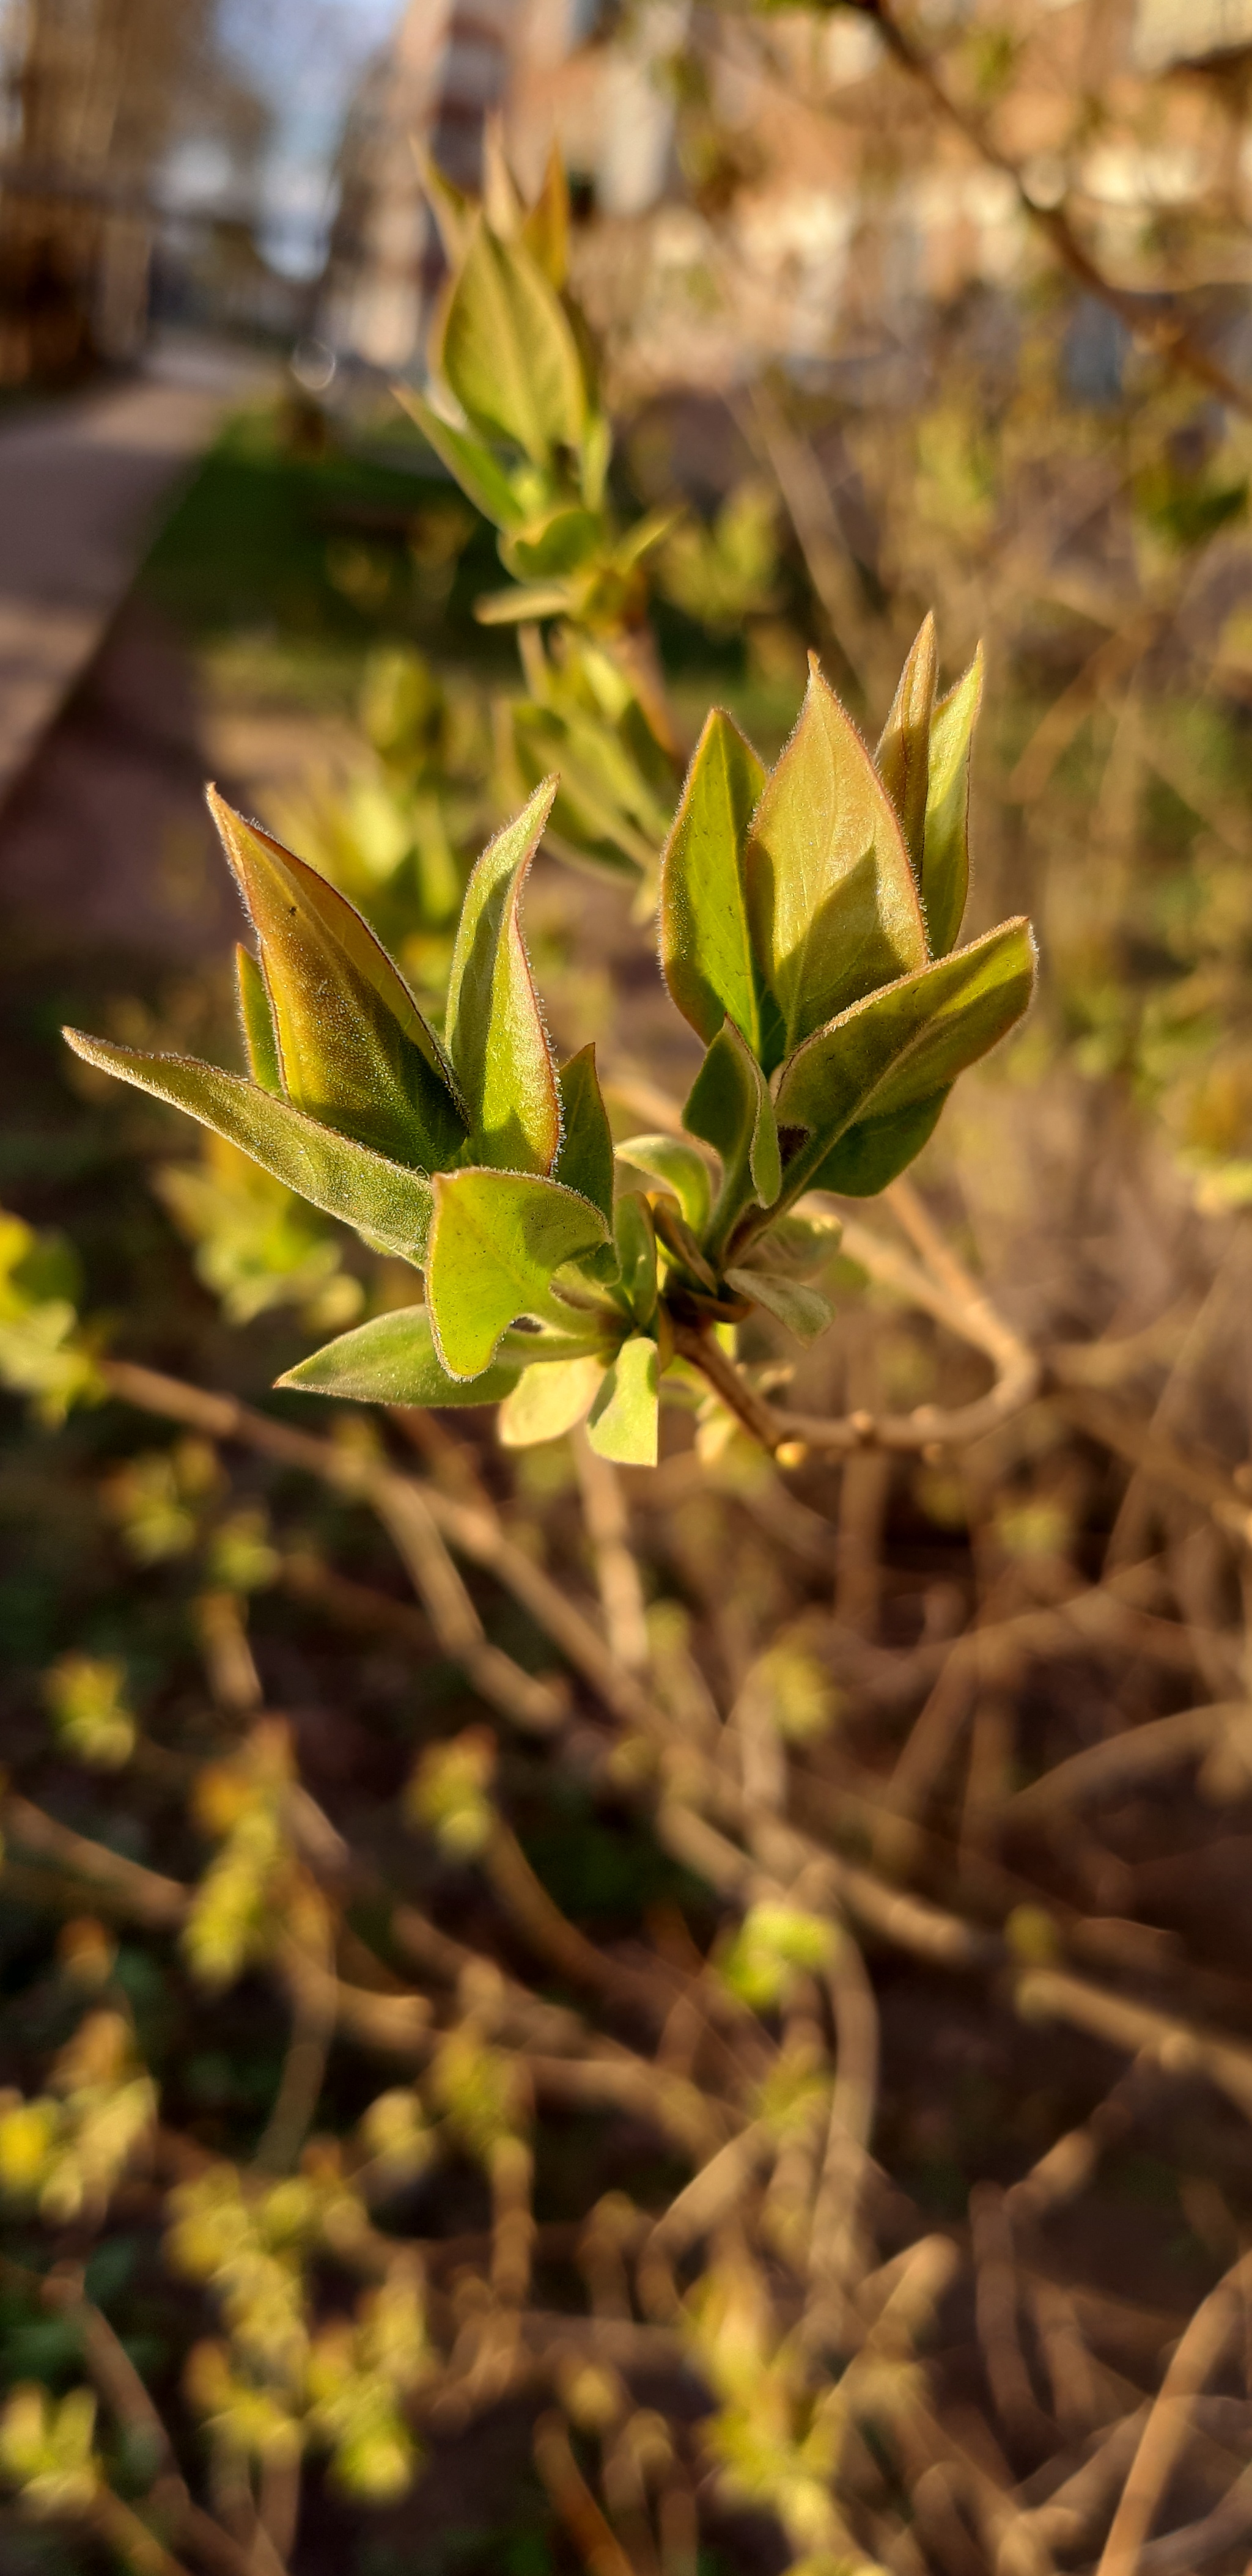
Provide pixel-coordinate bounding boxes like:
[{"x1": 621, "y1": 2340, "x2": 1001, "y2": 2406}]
[
  {"x1": 444, "y1": 780, "x2": 561, "y2": 1174},
  {"x1": 61, "y1": 1034, "x2": 434, "y2": 1264},
  {"x1": 723, "y1": 1267, "x2": 834, "y2": 1345},
  {"x1": 501, "y1": 507, "x2": 603, "y2": 582},
  {"x1": 476, "y1": 581, "x2": 579, "y2": 626},
  {"x1": 875, "y1": 611, "x2": 937, "y2": 879},
  {"x1": 734, "y1": 1211, "x2": 842, "y2": 1279},
  {"x1": 497, "y1": 1352, "x2": 606, "y2": 1447},
  {"x1": 586, "y1": 1334, "x2": 660, "y2": 1467},
  {"x1": 234, "y1": 944, "x2": 282, "y2": 1096},
  {"x1": 808, "y1": 1093, "x2": 949, "y2": 1198},
  {"x1": 613, "y1": 1134, "x2": 712, "y2": 1236},
  {"x1": 745, "y1": 656, "x2": 927, "y2": 1064},
  {"x1": 394, "y1": 387, "x2": 527, "y2": 532},
  {"x1": 613, "y1": 1191, "x2": 658, "y2": 1327},
  {"x1": 556, "y1": 1046, "x2": 615, "y2": 1230},
  {"x1": 580, "y1": 411, "x2": 612, "y2": 513},
  {"x1": 425, "y1": 1167, "x2": 608, "y2": 1378},
  {"x1": 922, "y1": 645, "x2": 983, "y2": 958},
  {"x1": 773, "y1": 918, "x2": 1036, "y2": 1202},
  {"x1": 659, "y1": 709, "x2": 769, "y2": 1054},
  {"x1": 208, "y1": 791, "x2": 466, "y2": 1172},
  {"x1": 278, "y1": 1305, "x2": 524, "y2": 1406},
  {"x1": 437, "y1": 215, "x2": 586, "y2": 466},
  {"x1": 684, "y1": 1019, "x2": 781, "y2": 1244},
  {"x1": 610, "y1": 1184, "x2": 659, "y2": 1329}
]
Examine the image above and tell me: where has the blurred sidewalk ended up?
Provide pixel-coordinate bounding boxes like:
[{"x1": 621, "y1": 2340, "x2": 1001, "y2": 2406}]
[{"x1": 0, "y1": 337, "x2": 268, "y2": 805}]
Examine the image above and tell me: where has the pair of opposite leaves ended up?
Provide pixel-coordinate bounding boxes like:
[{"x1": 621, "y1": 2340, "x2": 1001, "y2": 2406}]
[
  {"x1": 66, "y1": 774, "x2": 616, "y2": 1384},
  {"x1": 64, "y1": 632, "x2": 1034, "y2": 1384}
]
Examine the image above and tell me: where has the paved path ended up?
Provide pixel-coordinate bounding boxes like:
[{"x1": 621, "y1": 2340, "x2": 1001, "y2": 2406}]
[{"x1": 0, "y1": 339, "x2": 263, "y2": 805}]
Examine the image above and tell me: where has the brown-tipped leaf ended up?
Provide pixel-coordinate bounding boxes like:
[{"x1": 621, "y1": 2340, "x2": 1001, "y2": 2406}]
[
  {"x1": 208, "y1": 790, "x2": 466, "y2": 1172},
  {"x1": 876, "y1": 612, "x2": 937, "y2": 881}
]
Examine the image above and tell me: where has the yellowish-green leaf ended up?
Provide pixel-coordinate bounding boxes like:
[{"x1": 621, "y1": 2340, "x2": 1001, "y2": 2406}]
[
  {"x1": 579, "y1": 411, "x2": 612, "y2": 512},
  {"x1": 773, "y1": 919, "x2": 1036, "y2": 1201},
  {"x1": 208, "y1": 791, "x2": 466, "y2": 1171},
  {"x1": 498, "y1": 1352, "x2": 606, "y2": 1447},
  {"x1": 660, "y1": 708, "x2": 771, "y2": 1057},
  {"x1": 521, "y1": 145, "x2": 570, "y2": 288},
  {"x1": 685, "y1": 1020, "x2": 781, "y2": 1246},
  {"x1": 501, "y1": 507, "x2": 602, "y2": 582},
  {"x1": 556, "y1": 1046, "x2": 615, "y2": 1230},
  {"x1": 614, "y1": 1134, "x2": 712, "y2": 1236},
  {"x1": 745, "y1": 656, "x2": 927, "y2": 1065},
  {"x1": 734, "y1": 1211, "x2": 842, "y2": 1279},
  {"x1": 278, "y1": 1305, "x2": 525, "y2": 1406},
  {"x1": 394, "y1": 386, "x2": 527, "y2": 532},
  {"x1": 875, "y1": 611, "x2": 936, "y2": 879},
  {"x1": 61, "y1": 1033, "x2": 434, "y2": 1265},
  {"x1": 613, "y1": 1190, "x2": 658, "y2": 1327},
  {"x1": 507, "y1": 697, "x2": 668, "y2": 878},
  {"x1": 475, "y1": 581, "x2": 576, "y2": 625},
  {"x1": 723, "y1": 1267, "x2": 834, "y2": 1345},
  {"x1": 444, "y1": 780, "x2": 561, "y2": 1173},
  {"x1": 420, "y1": 154, "x2": 474, "y2": 264},
  {"x1": 922, "y1": 644, "x2": 983, "y2": 957},
  {"x1": 438, "y1": 215, "x2": 585, "y2": 465},
  {"x1": 481, "y1": 116, "x2": 523, "y2": 240},
  {"x1": 586, "y1": 1334, "x2": 659, "y2": 1466},
  {"x1": 425, "y1": 1167, "x2": 608, "y2": 1378},
  {"x1": 234, "y1": 944, "x2": 282, "y2": 1096}
]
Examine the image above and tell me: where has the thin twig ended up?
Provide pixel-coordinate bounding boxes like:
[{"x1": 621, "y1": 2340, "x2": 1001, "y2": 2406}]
[
  {"x1": 850, "y1": 0, "x2": 1252, "y2": 420},
  {"x1": 572, "y1": 1426, "x2": 652, "y2": 1676},
  {"x1": 534, "y1": 2411, "x2": 638, "y2": 2576},
  {"x1": 1097, "y1": 2245, "x2": 1252, "y2": 2575}
]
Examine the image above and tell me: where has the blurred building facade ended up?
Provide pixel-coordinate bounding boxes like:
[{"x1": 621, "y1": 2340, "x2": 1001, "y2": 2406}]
[{"x1": 319, "y1": 0, "x2": 1252, "y2": 402}]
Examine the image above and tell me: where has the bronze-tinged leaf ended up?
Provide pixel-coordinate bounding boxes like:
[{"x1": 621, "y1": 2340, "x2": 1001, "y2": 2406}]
[
  {"x1": 208, "y1": 789, "x2": 466, "y2": 1173},
  {"x1": 521, "y1": 145, "x2": 570, "y2": 290},
  {"x1": 745, "y1": 656, "x2": 927, "y2": 1066},
  {"x1": 876, "y1": 612, "x2": 937, "y2": 880}
]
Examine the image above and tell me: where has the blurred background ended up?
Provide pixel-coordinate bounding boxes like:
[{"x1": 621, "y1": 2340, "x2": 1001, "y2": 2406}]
[{"x1": 8, "y1": 4, "x2": 1252, "y2": 2573}]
